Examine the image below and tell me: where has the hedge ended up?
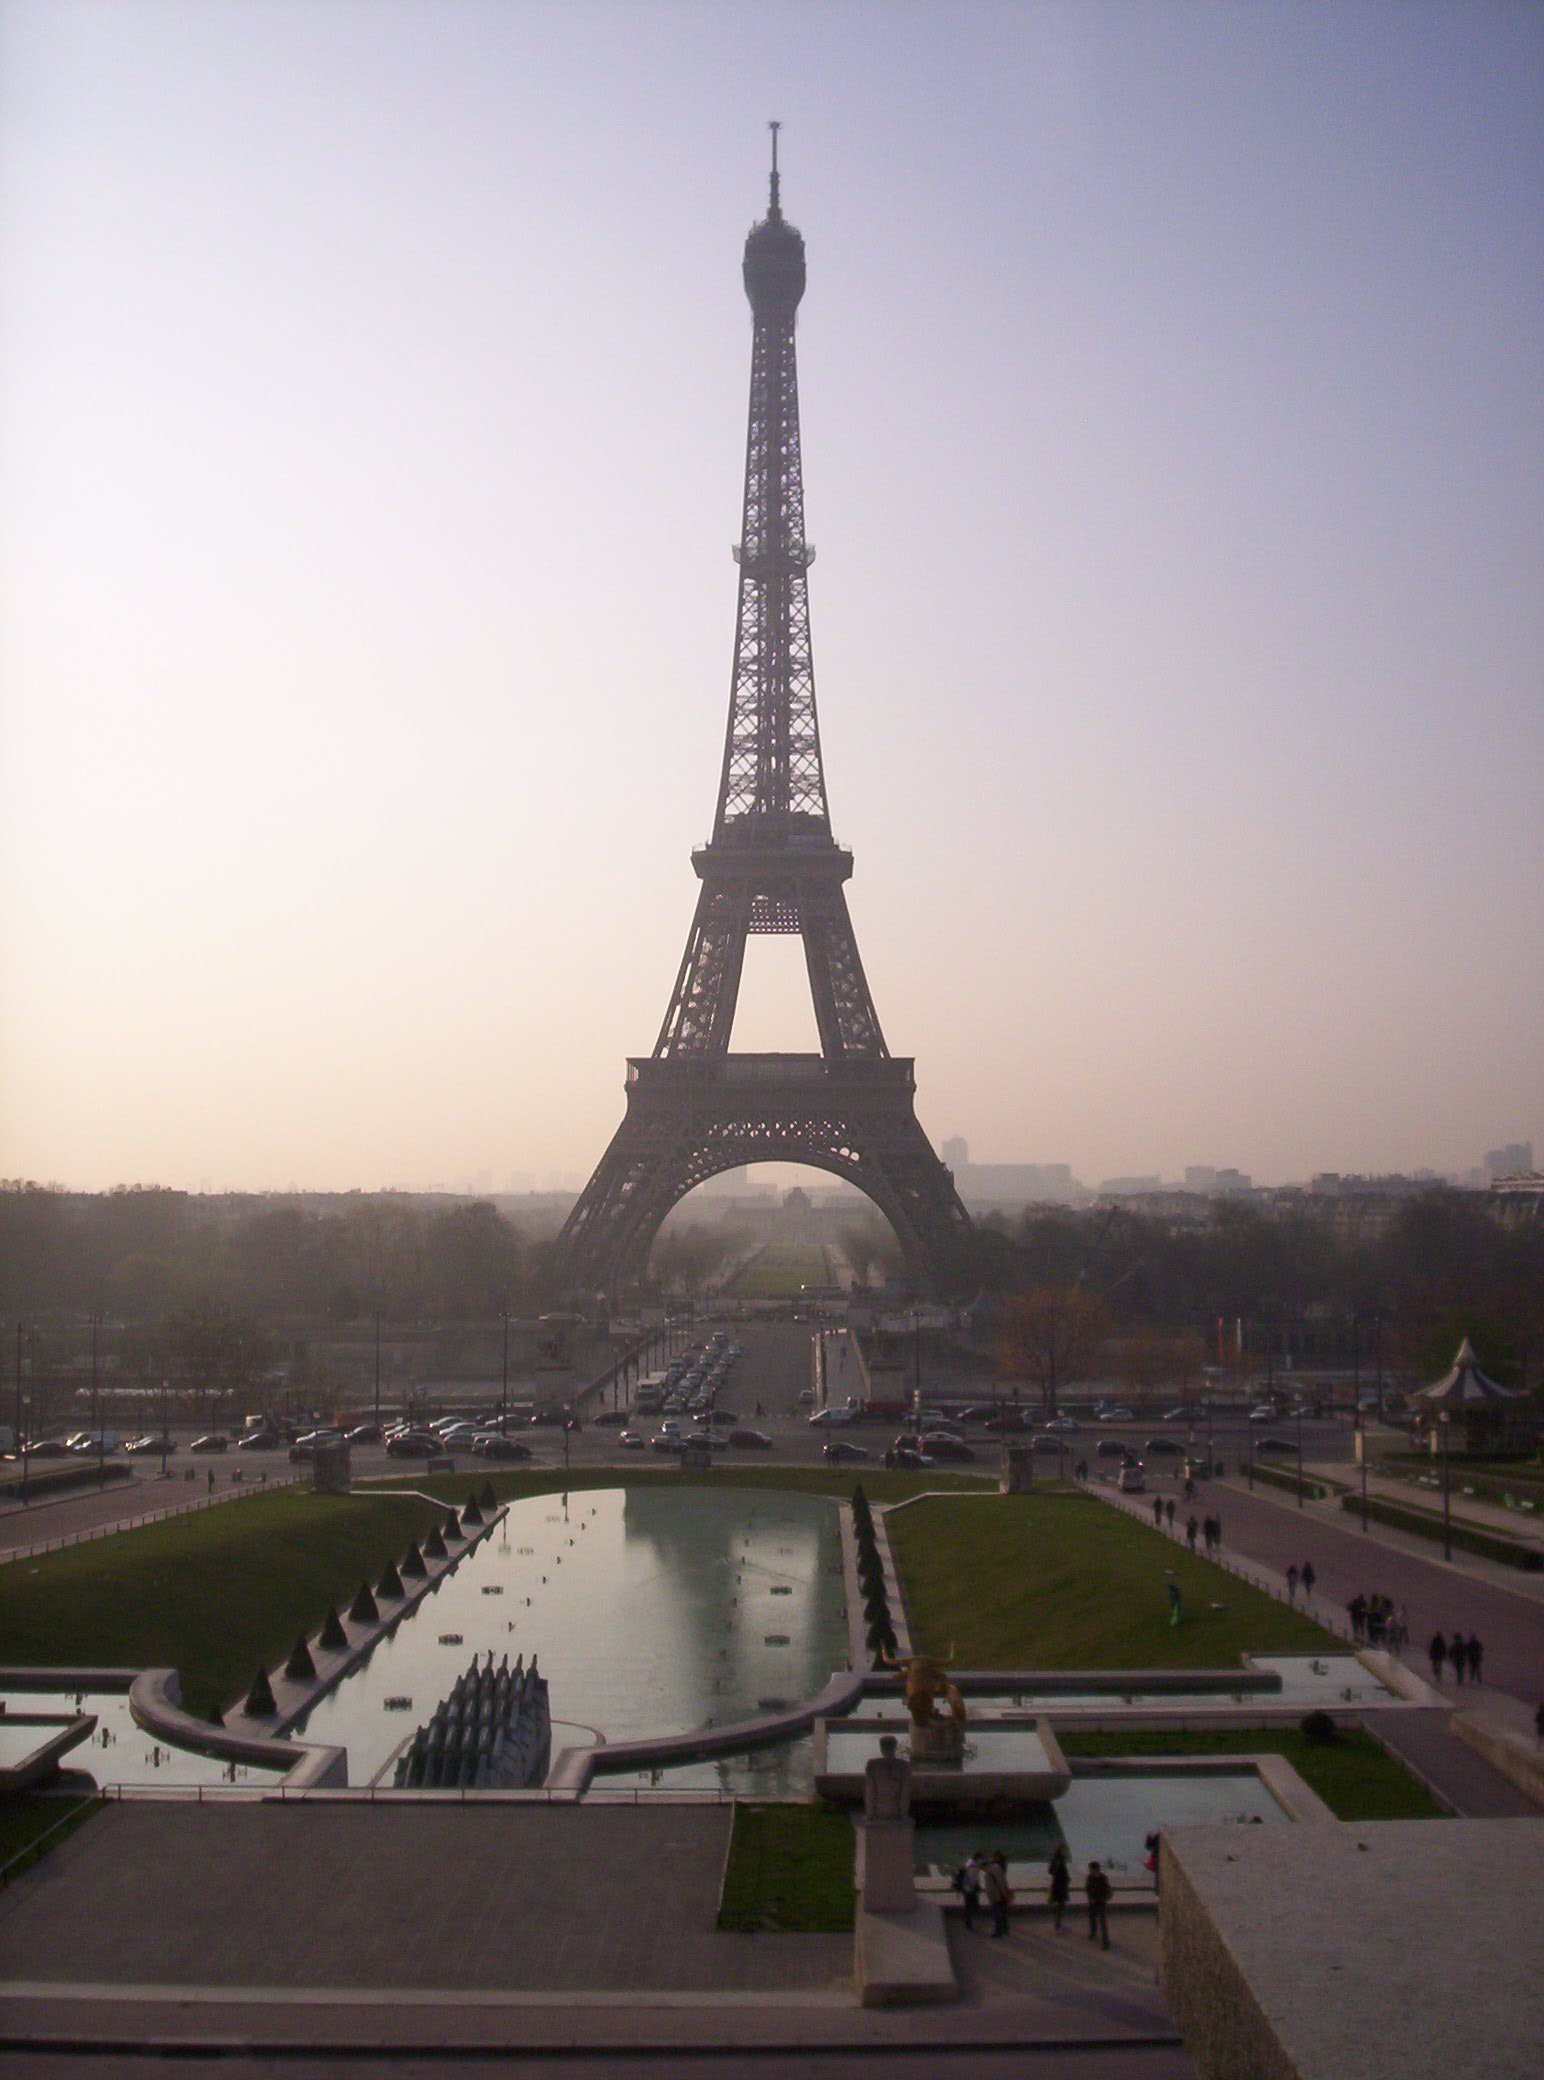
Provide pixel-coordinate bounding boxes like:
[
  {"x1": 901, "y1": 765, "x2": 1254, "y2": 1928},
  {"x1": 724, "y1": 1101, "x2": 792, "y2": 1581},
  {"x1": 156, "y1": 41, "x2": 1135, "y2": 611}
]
[
  {"x1": 1338, "y1": 1491, "x2": 1543, "y2": 1571},
  {"x1": 0, "y1": 1459, "x2": 132, "y2": 1502},
  {"x1": 1249, "y1": 1461, "x2": 1333, "y2": 1502}
]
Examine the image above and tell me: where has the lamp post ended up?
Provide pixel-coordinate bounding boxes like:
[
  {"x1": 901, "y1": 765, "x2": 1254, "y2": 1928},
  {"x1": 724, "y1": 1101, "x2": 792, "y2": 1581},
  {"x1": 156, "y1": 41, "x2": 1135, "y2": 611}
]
[
  {"x1": 16, "y1": 1323, "x2": 30, "y2": 1503},
  {"x1": 911, "y1": 1308, "x2": 922, "y2": 1422},
  {"x1": 1440, "y1": 1409, "x2": 1452, "y2": 1562},
  {"x1": 159, "y1": 1379, "x2": 170, "y2": 1480},
  {"x1": 1295, "y1": 1402, "x2": 1305, "y2": 1509},
  {"x1": 500, "y1": 1309, "x2": 509, "y2": 1432},
  {"x1": 373, "y1": 1306, "x2": 382, "y2": 1433},
  {"x1": 1355, "y1": 1410, "x2": 1369, "y2": 1532},
  {"x1": 91, "y1": 1311, "x2": 103, "y2": 1489}
]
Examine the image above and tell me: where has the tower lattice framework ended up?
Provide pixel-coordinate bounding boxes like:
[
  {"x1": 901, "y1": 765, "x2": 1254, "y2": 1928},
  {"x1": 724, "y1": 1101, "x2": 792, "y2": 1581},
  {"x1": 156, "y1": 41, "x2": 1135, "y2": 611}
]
[{"x1": 556, "y1": 139, "x2": 972, "y2": 1292}]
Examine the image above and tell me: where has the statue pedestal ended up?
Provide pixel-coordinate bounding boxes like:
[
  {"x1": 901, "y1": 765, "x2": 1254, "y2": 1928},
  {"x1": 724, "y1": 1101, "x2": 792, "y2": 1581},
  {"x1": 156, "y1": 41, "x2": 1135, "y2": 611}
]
[
  {"x1": 909, "y1": 1717, "x2": 965, "y2": 1767},
  {"x1": 1001, "y1": 1442, "x2": 1032, "y2": 1493},
  {"x1": 858, "y1": 1818, "x2": 917, "y2": 1913}
]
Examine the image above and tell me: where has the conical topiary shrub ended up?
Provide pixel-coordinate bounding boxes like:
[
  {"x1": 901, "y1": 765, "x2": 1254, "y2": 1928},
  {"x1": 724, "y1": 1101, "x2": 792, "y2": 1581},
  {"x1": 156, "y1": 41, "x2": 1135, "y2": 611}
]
[
  {"x1": 443, "y1": 1509, "x2": 462, "y2": 1539},
  {"x1": 424, "y1": 1526, "x2": 448, "y2": 1560},
  {"x1": 349, "y1": 1580, "x2": 379, "y2": 1625},
  {"x1": 461, "y1": 1495, "x2": 484, "y2": 1527},
  {"x1": 284, "y1": 1636, "x2": 316, "y2": 1682},
  {"x1": 245, "y1": 1666, "x2": 277, "y2": 1716},
  {"x1": 479, "y1": 1481, "x2": 496, "y2": 1510},
  {"x1": 318, "y1": 1605, "x2": 347, "y2": 1650},
  {"x1": 401, "y1": 1541, "x2": 427, "y2": 1578},
  {"x1": 377, "y1": 1560, "x2": 405, "y2": 1601}
]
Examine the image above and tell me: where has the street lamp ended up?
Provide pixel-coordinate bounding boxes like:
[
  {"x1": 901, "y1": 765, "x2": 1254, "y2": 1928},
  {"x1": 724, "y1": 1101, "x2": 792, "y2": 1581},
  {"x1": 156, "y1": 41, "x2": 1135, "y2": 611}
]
[
  {"x1": 1355, "y1": 1410, "x2": 1369, "y2": 1533},
  {"x1": 160, "y1": 1379, "x2": 170, "y2": 1479},
  {"x1": 90, "y1": 1311, "x2": 103, "y2": 1489},
  {"x1": 1439, "y1": 1409, "x2": 1452, "y2": 1562},
  {"x1": 373, "y1": 1306, "x2": 383, "y2": 1432},
  {"x1": 500, "y1": 1309, "x2": 510, "y2": 1431},
  {"x1": 1295, "y1": 1402, "x2": 1305, "y2": 1510}
]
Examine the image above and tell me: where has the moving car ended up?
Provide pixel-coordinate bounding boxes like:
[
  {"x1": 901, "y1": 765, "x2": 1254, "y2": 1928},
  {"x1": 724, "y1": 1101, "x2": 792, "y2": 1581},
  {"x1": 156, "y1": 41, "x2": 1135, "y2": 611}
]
[
  {"x1": 593, "y1": 1409, "x2": 627, "y2": 1427},
  {"x1": 822, "y1": 1440, "x2": 873, "y2": 1463},
  {"x1": 475, "y1": 1436, "x2": 534, "y2": 1461},
  {"x1": 919, "y1": 1436, "x2": 976, "y2": 1463},
  {"x1": 1098, "y1": 1407, "x2": 1137, "y2": 1424},
  {"x1": 726, "y1": 1428, "x2": 772, "y2": 1450},
  {"x1": 808, "y1": 1405, "x2": 855, "y2": 1427},
  {"x1": 1254, "y1": 1436, "x2": 1293, "y2": 1457},
  {"x1": 124, "y1": 1435, "x2": 174, "y2": 1456},
  {"x1": 985, "y1": 1410, "x2": 1028, "y2": 1432},
  {"x1": 188, "y1": 1433, "x2": 229, "y2": 1454},
  {"x1": 1095, "y1": 1438, "x2": 1128, "y2": 1460},
  {"x1": 1117, "y1": 1463, "x2": 1146, "y2": 1493},
  {"x1": 236, "y1": 1429, "x2": 278, "y2": 1451},
  {"x1": 884, "y1": 1444, "x2": 934, "y2": 1470},
  {"x1": 385, "y1": 1430, "x2": 440, "y2": 1459},
  {"x1": 1144, "y1": 1436, "x2": 1184, "y2": 1457},
  {"x1": 619, "y1": 1429, "x2": 647, "y2": 1449},
  {"x1": 346, "y1": 1423, "x2": 382, "y2": 1445},
  {"x1": 288, "y1": 1430, "x2": 342, "y2": 1462}
]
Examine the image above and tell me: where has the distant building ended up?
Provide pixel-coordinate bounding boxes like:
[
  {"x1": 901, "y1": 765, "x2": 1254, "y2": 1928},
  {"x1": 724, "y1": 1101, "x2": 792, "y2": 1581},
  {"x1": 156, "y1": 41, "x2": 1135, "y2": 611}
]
[
  {"x1": 1098, "y1": 1175, "x2": 1164, "y2": 1197},
  {"x1": 939, "y1": 1138, "x2": 1085, "y2": 1209},
  {"x1": 1183, "y1": 1166, "x2": 1253, "y2": 1196},
  {"x1": 1485, "y1": 1142, "x2": 1534, "y2": 1181}
]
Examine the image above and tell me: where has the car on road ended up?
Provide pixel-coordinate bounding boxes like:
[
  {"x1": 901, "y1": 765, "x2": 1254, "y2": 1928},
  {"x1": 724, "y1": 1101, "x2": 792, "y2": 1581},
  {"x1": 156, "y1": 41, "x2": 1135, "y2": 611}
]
[
  {"x1": 22, "y1": 1438, "x2": 72, "y2": 1458},
  {"x1": 808, "y1": 1406, "x2": 856, "y2": 1426},
  {"x1": 822, "y1": 1440, "x2": 873, "y2": 1463},
  {"x1": 288, "y1": 1430, "x2": 343, "y2": 1462},
  {"x1": 919, "y1": 1436, "x2": 976, "y2": 1463},
  {"x1": 474, "y1": 1436, "x2": 534, "y2": 1461},
  {"x1": 619, "y1": 1429, "x2": 648, "y2": 1449},
  {"x1": 1095, "y1": 1438, "x2": 1129, "y2": 1460},
  {"x1": 984, "y1": 1410, "x2": 1028, "y2": 1432},
  {"x1": 1098, "y1": 1406, "x2": 1137, "y2": 1423},
  {"x1": 726, "y1": 1428, "x2": 772, "y2": 1450},
  {"x1": 884, "y1": 1445, "x2": 934, "y2": 1470},
  {"x1": 1254, "y1": 1436, "x2": 1293, "y2": 1457},
  {"x1": 593, "y1": 1410, "x2": 627, "y2": 1427},
  {"x1": 124, "y1": 1435, "x2": 174, "y2": 1456},
  {"x1": 1185, "y1": 1456, "x2": 1218, "y2": 1480},
  {"x1": 346, "y1": 1423, "x2": 382, "y2": 1445},
  {"x1": 1248, "y1": 1405, "x2": 1279, "y2": 1423},
  {"x1": 189, "y1": 1434, "x2": 229, "y2": 1454},
  {"x1": 650, "y1": 1431, "x2": 684, "y2": 1453},
  {"x1": 1117, "y1": 1463, "x2": 1146, "y2": 1493},
  {"x1": 1031, "y1": 1433, "x2": 1067, "y2": 1453},
  {"x1": 1045, "y1": 1415, "x2": 1079, "y2": 1432},
  {"x1": 1158, "y1": 1407, "x2": 1190, "y2": 1422},
  {"x1": 1144, "y1": 1437, "x2": 1184, "y2": 1456},
  {"x1": 236, "y1": 1429, "x2": 278, "y2": 1451},
  {"x1": 385, "y1": 1430, "x2": 440, "y2": 1459}
]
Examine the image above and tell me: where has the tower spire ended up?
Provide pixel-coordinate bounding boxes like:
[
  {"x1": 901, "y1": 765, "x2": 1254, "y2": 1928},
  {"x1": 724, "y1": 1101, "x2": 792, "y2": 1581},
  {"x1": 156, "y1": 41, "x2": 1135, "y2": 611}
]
[{"x1": 768, "y1": 118, "x2": 781, "y2": 217}]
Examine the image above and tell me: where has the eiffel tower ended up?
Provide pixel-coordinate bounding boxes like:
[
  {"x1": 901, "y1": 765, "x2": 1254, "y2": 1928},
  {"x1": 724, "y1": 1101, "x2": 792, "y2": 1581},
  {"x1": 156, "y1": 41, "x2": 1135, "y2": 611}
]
[{"x1": 557, "y1": 133, "x2": 973, "y2": 1294}]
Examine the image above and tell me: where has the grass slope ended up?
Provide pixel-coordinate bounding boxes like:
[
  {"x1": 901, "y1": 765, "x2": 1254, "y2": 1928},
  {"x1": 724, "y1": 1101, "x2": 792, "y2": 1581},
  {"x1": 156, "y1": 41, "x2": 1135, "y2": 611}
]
[
  {"x1": 717, "y1": 1803, "x2": 854, "y2": 1931},
  {"x1": 0, "y1": 1794, "x2": 101, "y2": 1878},
  {"x1": 0, "y1": 1489, "x2": 445, "y2": 1719},
  {"x1": 1058, "y1": 1726, "x2": 1446, "y2": 1822},
  {"x1": 889, "y1": 1492, "x2": 1334, "y2": 1669}
]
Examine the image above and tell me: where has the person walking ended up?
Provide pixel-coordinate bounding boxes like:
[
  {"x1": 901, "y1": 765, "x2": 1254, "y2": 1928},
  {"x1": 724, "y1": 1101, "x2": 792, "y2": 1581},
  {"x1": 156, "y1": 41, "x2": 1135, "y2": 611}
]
[
  {"x1": 954, "y1": 1850, "x2": 985, "y2": 1932},
  {"x1": 1300, "y1": 1561, "x2": 1316, "y2": 1602},
  {"x1": 982, "y1": 1851, "x2": 1013, "y2": 1939},
  {"x1": 1048, "y1": 1843, "x2": 1071, "y2": 1932},
  {"x1": 1186, "y1": 1515, "x2": 1199, "y2": 1551},
  {"x1": 1466, "y1": 1635, "x2": 1483, "y2": 1685},
  {"x1": 1449, "y1": 1632, "x2": 1467, "y2": 1686},
  {"x1": 1349, "y1": 1595, "x2": 1366, "y2": 1642},
  {"x1": 1164, "y1": 1498, "x2": 1176, "y2": 1529},
  {"x1": 1085, "y1": 1860, "x2": 1112, "y2": 1949},
  {"x1": 1212, "y1": 1514, "x2": 1223, "y2": 1552},
  {"x1": 1286, "y1": 1564, "x2": 1299, "y2": 1605},
  {"x1": 1428, "y1": 1631, "x2": 1447, "y2": 1684},
  {"x1": 1153, "y1": 1495, "x2": 1165, "y2": 1529}
]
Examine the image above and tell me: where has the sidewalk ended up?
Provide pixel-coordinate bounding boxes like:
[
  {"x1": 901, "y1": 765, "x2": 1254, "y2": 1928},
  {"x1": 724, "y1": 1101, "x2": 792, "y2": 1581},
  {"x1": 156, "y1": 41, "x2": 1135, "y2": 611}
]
[{"x1": 1313, "y1": 1458, "x2": 1544, "y2": 1555}]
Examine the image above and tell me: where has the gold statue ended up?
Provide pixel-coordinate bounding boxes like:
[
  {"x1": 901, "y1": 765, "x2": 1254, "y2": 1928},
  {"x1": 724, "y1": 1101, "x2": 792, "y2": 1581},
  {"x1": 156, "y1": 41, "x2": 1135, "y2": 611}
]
[{"x1": 881, "y1": 1647, "x2": 967, "y2": 1728}]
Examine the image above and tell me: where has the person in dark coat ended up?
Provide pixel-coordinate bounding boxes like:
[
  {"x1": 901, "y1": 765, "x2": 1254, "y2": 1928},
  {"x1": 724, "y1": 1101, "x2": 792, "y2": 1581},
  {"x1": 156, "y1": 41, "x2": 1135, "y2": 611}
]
[
  {"x1": 1300, "y1": 1561, "x2": 1316, "y2": 1600},
  {"x1": 1428, "y1": 1631, "x2": 1447, "y2": 1683},
  {"x1": 1085, "y1": 1860, "x2": 1112, "y2": 1949},
  {"x1": 1449, "y1": 1632, "x2": 1467, "y2": 1686},
  {"x1": 1164, "y1": 1499, "x2": 1176, "y2": 1529},
  {"x1": 1047, "y1": 1842, "x2": 1071, "y2": 1932},
  {"x1": 1466, "y1": 1635, "x2": 1483, "y2": 1684},
  {"x1": 982, "y1": 1851, "x2": 1012, "y2": 1938},
  {"x1": 1153, "y1": 1496, "x2": 1164, "y2": 1529},
  {"x1": 1186, "y1": 1515, "x2": 1199, "y2": 1551}
]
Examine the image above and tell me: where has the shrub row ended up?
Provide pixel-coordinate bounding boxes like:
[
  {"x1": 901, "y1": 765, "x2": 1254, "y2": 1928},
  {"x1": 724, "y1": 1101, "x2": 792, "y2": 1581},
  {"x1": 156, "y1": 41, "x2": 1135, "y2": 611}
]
[
  {"x1": 849, "y1": 1486, "x2": 897, "y2": 1666},
  {"x1": 1248, "y1": 1461, "x2": 1333, "y2": 1502},
  {"x1": 1337, "y1": 1490, "x2": 1544, "y2": 1571},
  {"x1": 0, "y1": 1460, "x2": 132, "y2": 1502}
]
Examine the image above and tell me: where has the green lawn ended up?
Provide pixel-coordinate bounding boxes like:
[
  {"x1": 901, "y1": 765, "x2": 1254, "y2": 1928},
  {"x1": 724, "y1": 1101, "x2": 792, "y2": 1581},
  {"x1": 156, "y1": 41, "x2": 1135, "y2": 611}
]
[
  {"x1": 717, "y1": 1802, "x2": 854, "y2": 1931},
  {"x1": 1057, "y1": 1727, "x2": 1447, "y2": 1822},
  {"x1": 0, "y1": 1794, "x2": 101, "y2": 1879},
  {"x1": 888, "y1": 1492, "x2": 1335, "y2": 1669},
  {"x1": 730, "y1": 1242, "x2": 833, "y2": 1299},
  {"x1": 0, "y1": 1489, "x2": 446, "y2": 1720}
]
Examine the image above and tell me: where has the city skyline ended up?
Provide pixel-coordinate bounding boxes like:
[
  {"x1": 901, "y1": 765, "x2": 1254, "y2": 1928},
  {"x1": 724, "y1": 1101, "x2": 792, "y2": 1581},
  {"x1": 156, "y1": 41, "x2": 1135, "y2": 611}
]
[{"x1": 2, "y1": 1, "x2": 1541, "y2": 1199}]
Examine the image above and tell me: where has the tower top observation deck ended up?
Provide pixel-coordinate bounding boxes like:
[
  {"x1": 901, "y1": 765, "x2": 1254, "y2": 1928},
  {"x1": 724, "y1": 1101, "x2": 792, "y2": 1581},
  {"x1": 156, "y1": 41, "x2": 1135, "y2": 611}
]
[{"x1": 744, "y1": 119, "x2": 805, "y2": 317}]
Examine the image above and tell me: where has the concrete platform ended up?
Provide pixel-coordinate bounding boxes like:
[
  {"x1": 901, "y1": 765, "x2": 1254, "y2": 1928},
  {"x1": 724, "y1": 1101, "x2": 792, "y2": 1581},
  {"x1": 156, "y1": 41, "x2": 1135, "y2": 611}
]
[
  {"x1": 855, "y1": 1902, "x2": 955, "y2": 2006},
  {"x1": 1160, "y1": 1816, "x2": 1544, "y2": 2080}
]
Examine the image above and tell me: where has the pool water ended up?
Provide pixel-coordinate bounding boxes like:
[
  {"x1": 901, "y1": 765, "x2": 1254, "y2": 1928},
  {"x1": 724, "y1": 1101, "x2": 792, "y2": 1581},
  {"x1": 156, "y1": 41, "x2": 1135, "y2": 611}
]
[
  {"x1": 825, "y1": 1725, "x2": 1057, "y2": 1774},
  {"x1": 970, "y1": 1659, "x2": 1395, "y2": 1713},
  {"x1": 916, "y1": 1769, "x2": 1284, "y2": 1881},
  {"x1": 293, "y1": 1487, "x2": 849, "y2": 1784},
  {"x1": 0, "y1": 1692, "x2": 283, "y2": 1789}
]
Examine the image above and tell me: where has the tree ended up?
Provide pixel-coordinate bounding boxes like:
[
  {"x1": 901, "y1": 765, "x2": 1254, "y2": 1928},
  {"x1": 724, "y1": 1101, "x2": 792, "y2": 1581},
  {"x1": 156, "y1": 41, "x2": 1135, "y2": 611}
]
[{"x1": 996, "y1": 1285, "x2": 1112, "y2": 1417}]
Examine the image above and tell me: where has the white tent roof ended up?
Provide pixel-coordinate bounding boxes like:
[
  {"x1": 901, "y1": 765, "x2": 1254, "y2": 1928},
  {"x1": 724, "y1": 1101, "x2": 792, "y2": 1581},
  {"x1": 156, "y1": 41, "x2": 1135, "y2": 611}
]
[{"x1": 1414, "y1": 1337, "x2": 1520, "y2": 1406}]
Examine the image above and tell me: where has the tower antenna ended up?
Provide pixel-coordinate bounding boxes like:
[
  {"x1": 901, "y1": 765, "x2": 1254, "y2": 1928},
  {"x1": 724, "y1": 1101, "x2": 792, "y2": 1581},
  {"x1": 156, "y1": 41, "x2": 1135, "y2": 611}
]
[{"x1": 768, "y1": 119, "x2": 781, "y2": 214}]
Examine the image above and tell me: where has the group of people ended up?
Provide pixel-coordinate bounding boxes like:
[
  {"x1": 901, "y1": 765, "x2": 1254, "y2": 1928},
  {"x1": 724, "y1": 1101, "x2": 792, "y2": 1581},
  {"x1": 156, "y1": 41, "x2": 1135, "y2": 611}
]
[
  {"x1": 1346, "y1": 1591, "x2": 1404, "y2": 1647},
  {"x1": 1284, "y1": 1560, "x2": 1318, "y2": 1606},
  {"x1": 1150, "y1": 1496, "x2": 1224, "y2": 1556},
  {"x1": 1428, "y1": 1630, "x2": 1485, "y2": 1685},
  {"x1": 953, "y1": 1845, "x2": 1113, "y2": 1948}
]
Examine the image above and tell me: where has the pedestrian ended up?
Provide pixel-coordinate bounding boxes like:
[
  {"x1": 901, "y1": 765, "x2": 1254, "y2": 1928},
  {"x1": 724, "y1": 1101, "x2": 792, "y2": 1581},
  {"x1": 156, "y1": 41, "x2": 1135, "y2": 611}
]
[
  {"x1": 1212, "y1": 1514, "x2": 1223, "y2": 1552},
  {"x1": 1144, "y1": 1830, "x2": 1161, "y2": 1892},
  {"x1": 1186, "y1": 1515, "x2": 1199, "y2": 1551},
  {"x1": 1367, "y1": 1599, "x2": 1386, "y2": 1647},
  {"x1": 1466, "y1": 1635, "x2": 1483, "y2": 1685},
  {"x1": 1300, "y1": 1561, "x2": 1316, "y2": 1601},
  {"x1": 1428, "y1": 1631, "x2": 1446, "y2": 1684},
  {"x1": 1286, "y1": 1564, "x2": 1299, "y2": 1605},
  {"x1": 1085, "y1": 1860, "x2": 1112, "y2": 1949},
  {"x1": 1449, "y1": 1632, "x2": 1466, "y2": 1686},
  {"x1": 1153, "y1": 1495, "x2": 1164, "y2": 1529},
  {"x1": 1394, "y1": 1605, "x2": 1410, "y2": 1653},
  {"x1": 207, "y1": 1469, "x2": 215, "y2": 1495},
  {"x1": 982, "y1": 1851, "x2": 1013, "y2": 1939},
  {"x1": 1164, "y1": 1498, "x2": 1176, "y2": 1529},
  {"x1": 953, "y1": 1851, "x2": 984, "y2": 1932},
  {"x1": 1048, "y1": 1843, "x2": 1071, "y2": 1932},
  {"x1": 1349, "y1": 1595, "x2": 1366, "y2": 1642}
]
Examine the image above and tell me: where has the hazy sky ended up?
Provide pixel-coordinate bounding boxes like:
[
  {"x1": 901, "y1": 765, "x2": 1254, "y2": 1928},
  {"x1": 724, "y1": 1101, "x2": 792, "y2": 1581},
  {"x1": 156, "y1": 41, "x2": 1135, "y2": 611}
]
[{"x1": 2, "y1": 0, "x2": 1540, "y2": 1197}]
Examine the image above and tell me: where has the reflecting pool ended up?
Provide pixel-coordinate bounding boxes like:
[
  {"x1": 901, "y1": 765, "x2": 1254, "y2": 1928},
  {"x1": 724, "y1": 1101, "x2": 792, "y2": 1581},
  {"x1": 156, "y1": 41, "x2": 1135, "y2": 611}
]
[
  {"x1": 293, "y1": 1487, "x2": 849, "y2": 1784},
  {"x1": 0, "y1": 1691, "x2": 283, "y2": 1789}
]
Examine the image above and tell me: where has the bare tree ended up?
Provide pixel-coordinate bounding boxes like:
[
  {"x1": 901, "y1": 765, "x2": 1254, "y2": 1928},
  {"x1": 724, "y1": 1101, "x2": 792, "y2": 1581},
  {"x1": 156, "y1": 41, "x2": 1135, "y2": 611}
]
[{"x1": 995, "y1": 1285, "x2": 1112, "y2": 1418}]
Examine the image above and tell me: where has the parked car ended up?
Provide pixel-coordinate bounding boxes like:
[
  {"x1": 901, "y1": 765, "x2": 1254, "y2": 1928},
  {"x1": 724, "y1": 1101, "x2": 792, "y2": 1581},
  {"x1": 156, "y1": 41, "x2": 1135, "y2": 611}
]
[
  {"x1": 822, "y1": 1440, "x2": 873, "y2": 1463},
  {"x1": 188, "y1": 1434, "x2": 229, "y2": 1454},
  {"x1": 1144, "y1": 1437, "x2": 1184, "y2": 1456},
  {"x1": 1095, "y1": 1438, "x2": 1128, "y2": 1460},
  {"x1": 984, "y1": 1410, "x2": 1028, "y2": 1432},
  {"x1": 1045, "y1": 1415, "x2": 1080, "y2": 1432},
  {"x1": 619, "y1": 1429, "x2": 648, "y2": 1449},
  {"x1": 1254, "y1": 1437, "x2": 1293, "y2": 1457},
  {"x1": 346, "y1": 1423, "x2": 382, "y2": 1445},
  {"x1": 726, "y1": 1427, "x2": 772, "y2": 1450},
  {"x1": 593, "y1": 1409, "x2": 627, "y2": 1427},
  {"x1": 124, "y1": 1435, "x2": 174, "y2": 1457},
  {"x1": 236, "y1": 1429, "x2": 278, "y2": 1451},
  {"x1": 1248, "y1": 1405, "x2": 1278, "y2": 1423},
  {"x1": 808, "y1": 1406, "x2": 855, "y2": 1427},
  {"x1": 1117, "y1": 1463, "x2": 1146, "y2": 1493},
  {"x1": 1098, "y1": 1407, "x2": 1137, "y2": 1423},
  {"x1": 23, "y1": 1438, "x2": 72, "y2": 1458},
  {"x1": 884, "y1": 1445, "x2": 934, "y2": 1470},
  {"x1": 1031, "y1": 1433, "x2": 1067, "y2": 1453},
  {"x1": 385, "y1": 1431, "x2": 440, "y2": 1459}
]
